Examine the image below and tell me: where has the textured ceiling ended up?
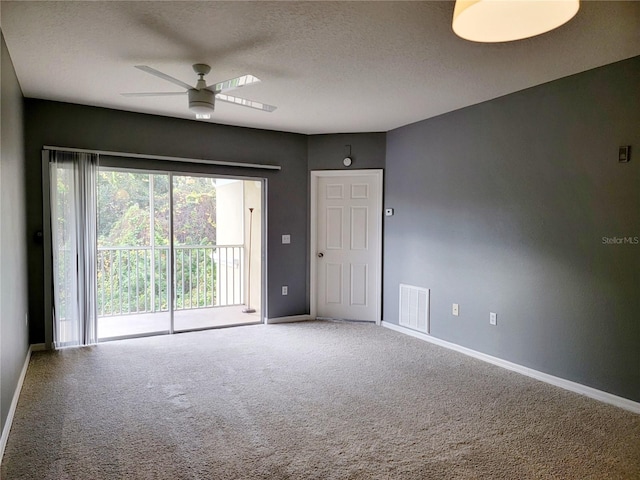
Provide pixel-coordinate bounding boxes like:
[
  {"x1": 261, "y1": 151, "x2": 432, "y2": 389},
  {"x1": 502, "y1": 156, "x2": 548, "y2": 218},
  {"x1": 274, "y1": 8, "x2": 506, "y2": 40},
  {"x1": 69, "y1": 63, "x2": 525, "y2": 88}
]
[{"x1": 1, "y1": 1, "x2": 639, "y2": 134}]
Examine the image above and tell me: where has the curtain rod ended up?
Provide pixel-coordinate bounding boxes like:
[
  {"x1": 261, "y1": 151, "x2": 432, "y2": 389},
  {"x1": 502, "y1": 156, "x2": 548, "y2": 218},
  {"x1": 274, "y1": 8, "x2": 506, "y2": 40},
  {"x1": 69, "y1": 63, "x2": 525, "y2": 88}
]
[{"x1": 43, "y1": 146, "x2": 282, "y2": 171}]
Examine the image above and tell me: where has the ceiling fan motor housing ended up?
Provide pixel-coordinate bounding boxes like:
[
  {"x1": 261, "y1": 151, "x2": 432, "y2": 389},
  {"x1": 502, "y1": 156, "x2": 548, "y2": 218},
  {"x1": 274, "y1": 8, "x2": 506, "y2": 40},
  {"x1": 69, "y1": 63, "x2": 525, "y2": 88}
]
[{"x1": 188, "y1": 88, "x2": 215, "y2": 114}]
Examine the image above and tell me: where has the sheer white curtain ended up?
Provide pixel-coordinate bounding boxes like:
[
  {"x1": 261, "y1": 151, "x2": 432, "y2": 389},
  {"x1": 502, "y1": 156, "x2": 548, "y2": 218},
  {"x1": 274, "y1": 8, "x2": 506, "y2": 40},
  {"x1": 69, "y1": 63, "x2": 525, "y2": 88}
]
[{"x1": 50, "y1": 151, "x2": 99, "y2": 347}]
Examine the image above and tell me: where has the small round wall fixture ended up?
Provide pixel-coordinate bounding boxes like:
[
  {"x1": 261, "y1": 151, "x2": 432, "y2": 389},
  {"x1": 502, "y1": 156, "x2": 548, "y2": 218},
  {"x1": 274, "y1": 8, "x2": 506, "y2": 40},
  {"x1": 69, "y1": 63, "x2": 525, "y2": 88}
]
[{"x1": 343, "y1": 157, "x2": 353, "y2": 167}]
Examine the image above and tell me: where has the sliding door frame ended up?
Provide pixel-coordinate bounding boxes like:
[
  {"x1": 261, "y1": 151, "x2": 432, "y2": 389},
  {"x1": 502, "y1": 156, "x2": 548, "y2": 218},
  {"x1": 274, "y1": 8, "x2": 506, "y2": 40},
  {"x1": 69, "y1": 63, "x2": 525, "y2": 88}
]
[
  {"x1": 43, "y1": 155, "x2": 267, "y2": 347},
  {"x1": 42, "y1": 151, "x2": 53, "y2": 348},
  {"x1": 170, "y1": 172, "x2": 266, "y2": 333},
  {"x1": 168, "y1": 172, "x2": 175, "y2": 334}
]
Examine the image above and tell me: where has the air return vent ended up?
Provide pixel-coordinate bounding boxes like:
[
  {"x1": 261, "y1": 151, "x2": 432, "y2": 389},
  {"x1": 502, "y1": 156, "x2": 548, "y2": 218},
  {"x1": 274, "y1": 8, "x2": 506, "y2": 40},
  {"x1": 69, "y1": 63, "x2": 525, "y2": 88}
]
[{"x1": 399, "y1": 284, "x2": 429, "y2": 334}]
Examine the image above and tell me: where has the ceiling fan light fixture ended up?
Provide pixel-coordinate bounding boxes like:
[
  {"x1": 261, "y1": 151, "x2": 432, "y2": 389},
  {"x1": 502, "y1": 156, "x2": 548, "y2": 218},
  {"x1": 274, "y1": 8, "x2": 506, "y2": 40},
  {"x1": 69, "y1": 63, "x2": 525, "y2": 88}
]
[
  {"x1": 123, "y1": 64, "x2": 276, "y2": 116},
  {"x1": 188, "y1": 88, "x2": 215, "y2": 118},
  {"x1": 452, "y1": 0, "x2": 580, "y2": 43}
]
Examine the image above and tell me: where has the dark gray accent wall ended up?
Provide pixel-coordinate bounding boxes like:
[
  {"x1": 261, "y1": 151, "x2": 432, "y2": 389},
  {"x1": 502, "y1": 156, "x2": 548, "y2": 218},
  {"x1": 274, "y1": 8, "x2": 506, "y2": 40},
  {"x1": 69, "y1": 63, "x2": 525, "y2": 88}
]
[
  {"x1": 307, "y1": 133, "x2": 386, "y2": 171},
  {"x1": 384, "y1": 57, "x2": 640, "y2": 402},
  {"x1": 24, "y1": 100, "x2": 309, "y2": 343},
  {"x1": 0, "y1": 32, "x2": 30, "y2": 431}
]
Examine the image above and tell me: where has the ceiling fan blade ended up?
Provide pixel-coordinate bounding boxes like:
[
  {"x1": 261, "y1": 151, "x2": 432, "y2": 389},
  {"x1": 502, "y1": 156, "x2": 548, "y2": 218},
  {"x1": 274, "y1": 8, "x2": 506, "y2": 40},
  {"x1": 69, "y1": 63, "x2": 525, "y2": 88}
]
[
  {"x1": 216, "y1": 93, "x2": 277, "y2": 112},
  {"x1": 210, "y1": 74, "x2": 261, "y2": 93},
  {"x1": 135, "y1": 65, "x2": 193, "y2": 90},
  {"x1": 121, "y1": 92, "x2": 187, "y2": 97}
]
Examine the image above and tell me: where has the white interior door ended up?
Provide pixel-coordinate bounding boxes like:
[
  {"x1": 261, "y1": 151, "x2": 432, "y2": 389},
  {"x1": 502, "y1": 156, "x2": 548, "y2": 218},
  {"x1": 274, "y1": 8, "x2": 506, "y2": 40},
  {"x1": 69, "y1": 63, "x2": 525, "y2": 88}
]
[{"x1": 312, "y1": 170, "x2": 382, "y2": 322}]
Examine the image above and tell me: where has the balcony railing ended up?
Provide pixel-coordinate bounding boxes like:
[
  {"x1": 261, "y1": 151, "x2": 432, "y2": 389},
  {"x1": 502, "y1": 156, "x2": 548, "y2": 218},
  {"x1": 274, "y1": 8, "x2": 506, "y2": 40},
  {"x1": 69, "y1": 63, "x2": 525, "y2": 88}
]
[{"x1": 97, "y1": 245, "x2": 244, "y2": 317}]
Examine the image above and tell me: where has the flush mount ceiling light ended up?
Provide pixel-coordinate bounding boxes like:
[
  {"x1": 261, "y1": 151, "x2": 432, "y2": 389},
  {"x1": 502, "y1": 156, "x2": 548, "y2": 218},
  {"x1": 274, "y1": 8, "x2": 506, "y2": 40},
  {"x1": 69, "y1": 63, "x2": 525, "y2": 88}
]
[{"x1": 452, "y1": 0, "x2": 580, "y2": 43}]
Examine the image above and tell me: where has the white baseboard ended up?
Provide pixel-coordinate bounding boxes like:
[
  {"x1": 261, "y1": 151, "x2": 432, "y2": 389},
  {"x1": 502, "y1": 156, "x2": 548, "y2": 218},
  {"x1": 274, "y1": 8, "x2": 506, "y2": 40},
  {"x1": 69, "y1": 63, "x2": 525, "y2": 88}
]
[
  {"x1": 0, "y1": 345, "x2": 35, "y2": 462},
  {"x1": 266, "y1": 314, "x2": 315, "y2": 325},
  {"x1": 30, "y1": 343, "x2": 46, "y2": 352},
  {"x1": 381, "y1": 321, "x2": 640, "y2": 414}
]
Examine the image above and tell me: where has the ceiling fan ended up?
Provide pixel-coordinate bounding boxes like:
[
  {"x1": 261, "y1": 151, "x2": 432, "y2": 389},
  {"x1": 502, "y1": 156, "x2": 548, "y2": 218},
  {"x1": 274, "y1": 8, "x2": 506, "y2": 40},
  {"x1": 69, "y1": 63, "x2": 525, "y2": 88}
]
[{"x1": 122, "y1": 64, "x2": 277, "y2": 119}]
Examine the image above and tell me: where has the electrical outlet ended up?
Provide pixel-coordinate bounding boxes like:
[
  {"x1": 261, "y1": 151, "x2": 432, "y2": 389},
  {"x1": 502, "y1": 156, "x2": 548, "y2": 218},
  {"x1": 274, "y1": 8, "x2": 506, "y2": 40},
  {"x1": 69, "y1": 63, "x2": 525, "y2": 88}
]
[
  {"x1": 282, "y1": 234, "x2": 291, "y2": 244},
  {"x1": 282, "y1": 285, "x2": 288, "y2": 295},
  {"x1": 452, "y1": 303, "x2": 459, "y2": 316},
  {"x1": 490, "y1": 312, "x2": 497, "y2": 326}
]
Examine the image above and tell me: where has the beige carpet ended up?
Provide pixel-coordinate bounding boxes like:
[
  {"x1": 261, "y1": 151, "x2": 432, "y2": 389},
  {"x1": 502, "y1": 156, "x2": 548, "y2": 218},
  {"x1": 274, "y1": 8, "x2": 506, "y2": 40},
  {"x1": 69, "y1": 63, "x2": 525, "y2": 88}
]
[{"x1": 2, "y1": 321, "x2": 639, "y2": 479}]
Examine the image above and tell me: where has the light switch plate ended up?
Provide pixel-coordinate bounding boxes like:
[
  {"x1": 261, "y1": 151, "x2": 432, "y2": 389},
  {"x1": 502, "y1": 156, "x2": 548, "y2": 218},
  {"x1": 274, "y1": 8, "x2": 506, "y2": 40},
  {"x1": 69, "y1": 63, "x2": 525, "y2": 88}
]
[
  {"x1": 452, "y1": 303, "x2": 459, "y2": 316},
  {"x1": 490, "y1": 312, "x2": 497, "y2": 326},
  {"x1": 282, "y1": 234, "x2": 291, "y2": 244}
]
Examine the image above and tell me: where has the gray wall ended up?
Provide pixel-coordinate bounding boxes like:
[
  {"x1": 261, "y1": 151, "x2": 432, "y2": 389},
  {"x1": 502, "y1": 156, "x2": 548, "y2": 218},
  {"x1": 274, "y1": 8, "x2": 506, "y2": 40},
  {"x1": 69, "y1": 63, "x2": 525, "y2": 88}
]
[
  {"x1": 0, "y1": 32, "x2": 30, "y2": 431},
  {"x1": 384, "y1": 57, "x2": 640, "y2": 402},
  {"x1": 24, "y1": 100, "x2": 309, "y2": 343},
  {"x1": 308, "y1": 133, "x2": 386, "y2": 171}
]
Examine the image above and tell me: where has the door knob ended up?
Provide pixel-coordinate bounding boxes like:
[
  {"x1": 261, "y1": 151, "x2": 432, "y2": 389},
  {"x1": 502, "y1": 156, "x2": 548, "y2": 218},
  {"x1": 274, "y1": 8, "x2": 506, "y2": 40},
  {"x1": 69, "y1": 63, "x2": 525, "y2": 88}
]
[{"x1": 317, "y1": 252, "x2": 324, "y2": 258}]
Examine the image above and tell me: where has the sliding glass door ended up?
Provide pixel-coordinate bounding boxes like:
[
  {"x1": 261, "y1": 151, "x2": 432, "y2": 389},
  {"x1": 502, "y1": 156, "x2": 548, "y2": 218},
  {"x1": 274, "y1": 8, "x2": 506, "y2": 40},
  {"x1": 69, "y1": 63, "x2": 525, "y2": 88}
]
[
  {"x1": 171, "y1": 175, "x2": 262, "y2": 330},
  {"x1": 92, "y1": 169, "x2": 262, "y2": 340},
  {"x1": 96, "y1": 170, "x2": 171, "y2": 339}
]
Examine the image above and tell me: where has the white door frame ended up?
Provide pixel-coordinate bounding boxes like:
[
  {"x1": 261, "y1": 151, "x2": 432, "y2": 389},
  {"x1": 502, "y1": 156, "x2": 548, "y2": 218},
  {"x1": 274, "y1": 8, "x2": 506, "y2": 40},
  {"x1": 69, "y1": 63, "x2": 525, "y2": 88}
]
[{"x1": 310, "y1": 169, "x2": 383, "y2": 325}]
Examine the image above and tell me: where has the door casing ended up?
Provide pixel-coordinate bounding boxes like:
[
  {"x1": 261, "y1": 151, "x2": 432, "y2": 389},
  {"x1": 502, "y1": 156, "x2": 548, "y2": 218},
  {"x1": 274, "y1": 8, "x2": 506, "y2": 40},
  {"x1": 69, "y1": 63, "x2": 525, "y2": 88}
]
[{"x1": 310, "y1": 169, "x2": 383, "y2": 325}]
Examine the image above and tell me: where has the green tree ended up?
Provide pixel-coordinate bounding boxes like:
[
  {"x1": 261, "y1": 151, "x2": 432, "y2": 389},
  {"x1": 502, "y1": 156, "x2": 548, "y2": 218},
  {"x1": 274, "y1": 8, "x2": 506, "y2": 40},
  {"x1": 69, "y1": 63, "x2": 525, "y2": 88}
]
[{"x1": 96, "y1": 171, "x2": 222, "y2": 316}]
